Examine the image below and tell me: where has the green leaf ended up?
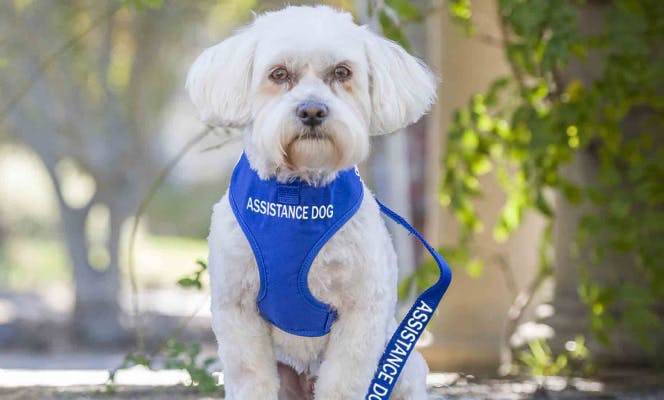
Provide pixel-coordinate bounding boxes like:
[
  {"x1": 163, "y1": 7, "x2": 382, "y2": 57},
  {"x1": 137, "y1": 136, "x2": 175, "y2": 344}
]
[
  {"x1": 448, "y1": 0, "x2": 474, "y2": 34},
  {"x1": 177, "y1": 277, "x2": 201, "y2": 289}
]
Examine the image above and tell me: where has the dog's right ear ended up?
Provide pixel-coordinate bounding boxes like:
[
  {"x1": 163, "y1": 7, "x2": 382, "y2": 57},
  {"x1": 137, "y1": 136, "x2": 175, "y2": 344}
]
[
  {"x1": 186, "y1": 28, "x2": 256, "y2": 127},
  {"x1": 363, "y1": 28, "x2": 438, "y2": 135}
]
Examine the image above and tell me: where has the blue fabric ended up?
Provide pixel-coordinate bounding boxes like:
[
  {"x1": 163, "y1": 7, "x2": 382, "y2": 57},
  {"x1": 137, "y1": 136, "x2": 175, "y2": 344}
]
[
  {"x1": 365, "y1": 200, "x2": 453, "y2": 400},
  {"x1": 228, "y1": 153, "x2": 364, "y2": 337}
]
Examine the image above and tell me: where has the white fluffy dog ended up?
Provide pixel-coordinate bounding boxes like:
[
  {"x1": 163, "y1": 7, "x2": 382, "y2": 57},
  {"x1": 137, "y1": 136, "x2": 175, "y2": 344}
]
[{"x1": 187, "y1": 5, "x2": 437, "y2": 400}]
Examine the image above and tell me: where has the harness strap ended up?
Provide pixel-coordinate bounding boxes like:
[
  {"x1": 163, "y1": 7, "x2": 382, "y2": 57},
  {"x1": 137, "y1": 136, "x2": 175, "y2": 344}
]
[{"x1": 365, "y1": 200, "x2": 453, "y2": 400}]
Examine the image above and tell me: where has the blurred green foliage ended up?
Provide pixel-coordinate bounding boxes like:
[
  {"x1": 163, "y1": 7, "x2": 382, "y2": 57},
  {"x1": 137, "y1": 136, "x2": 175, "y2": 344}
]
[
  {"x1": 519, "y1": 336, "x2": 592, "y2": 377},
  {"x1": 108, "y1": 339, "x2": 220, "y2": 395},
  {"x1": 108, "y1": 260, "x2": 219, "y2": 395},
  {"x1": 146, "y1": 184, "x2": 223, "y2": 238},
  {"x1": 442, "y1": 0, "x2": 664, "y2": 354},
  {"x1": 0, "y1": 234, "x2": 207, "y2": 290},
  {"x1": 120, "y1": 0, "x2": 164, "y2": 11},
  {"x1": 162, "y1": 339, "x2": 219, "y2": 395},
  {"x1": 448, "y1": 0, "x2": 474, "y2": 34},
  {"x1": 378, "y1": 0, "x2": 424, "y2": 51}
]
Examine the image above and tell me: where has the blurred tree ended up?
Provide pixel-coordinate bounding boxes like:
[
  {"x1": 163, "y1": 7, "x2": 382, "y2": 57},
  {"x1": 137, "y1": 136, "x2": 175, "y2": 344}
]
[{"x1": 0, "y1": 0, "x2": 212, "y2": 344}]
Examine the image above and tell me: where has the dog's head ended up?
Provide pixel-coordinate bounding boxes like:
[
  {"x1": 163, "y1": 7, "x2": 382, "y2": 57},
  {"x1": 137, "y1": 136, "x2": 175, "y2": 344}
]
[{"x1": 187, "y1": 5, "x2": 437, "y2": 184}]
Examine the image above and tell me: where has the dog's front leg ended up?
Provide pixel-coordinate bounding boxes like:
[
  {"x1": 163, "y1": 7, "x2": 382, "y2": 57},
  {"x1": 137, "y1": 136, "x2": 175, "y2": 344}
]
[
  {"x1": 214, "y1": 304, "x2": 280, "y2": 400},
  {"x1": 313, "y1": 308, "x2": 387, "y2": 400}
]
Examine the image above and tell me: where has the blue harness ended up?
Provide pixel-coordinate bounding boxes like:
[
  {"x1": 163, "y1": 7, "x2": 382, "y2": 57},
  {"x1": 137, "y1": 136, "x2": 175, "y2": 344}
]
[{"x1": 228, "y1": 153, "x2": 452, "y2": 399}]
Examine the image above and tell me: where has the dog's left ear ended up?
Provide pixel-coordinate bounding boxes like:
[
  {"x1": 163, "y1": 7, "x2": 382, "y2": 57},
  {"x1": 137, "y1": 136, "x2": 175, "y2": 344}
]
[
  {"x1": 186, "y1": 28, "x2": 257, "y2": 127},
  {"x1": 364, "y1": 29, "x2": 438, "y2": 135}
]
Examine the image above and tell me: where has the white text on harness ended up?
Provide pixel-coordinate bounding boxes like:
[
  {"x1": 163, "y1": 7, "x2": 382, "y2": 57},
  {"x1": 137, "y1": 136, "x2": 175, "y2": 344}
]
[
  {"x1": 246, "y1": 196, "x2": 334, "y2": 220},
  {"x1": 366, "y1": 300, "x2": 433, "y2": 399}
]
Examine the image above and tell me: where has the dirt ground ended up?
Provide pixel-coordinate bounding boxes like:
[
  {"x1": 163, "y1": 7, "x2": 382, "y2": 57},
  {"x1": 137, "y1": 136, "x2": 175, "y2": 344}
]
[
  {"x1": 0, "y1": 386, "x2": 213, "y2": 400},
  {"x1": 1, "y1": 373, "x2": 663, "y2": 400}
]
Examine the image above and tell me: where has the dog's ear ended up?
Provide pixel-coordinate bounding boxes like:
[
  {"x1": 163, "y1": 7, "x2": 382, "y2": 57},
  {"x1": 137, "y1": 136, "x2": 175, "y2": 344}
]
[
  {"x1": 364, "y1": 29, "x2": 438, "y2": 135},
  {"x1": 186, "y1": 28, "x2": 256, "y2": 127}
]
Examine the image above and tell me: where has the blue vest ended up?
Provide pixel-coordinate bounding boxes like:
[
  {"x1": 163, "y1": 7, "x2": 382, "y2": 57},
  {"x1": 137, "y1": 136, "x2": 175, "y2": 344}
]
[
  {"x1": 227, "y1": 152, "x2": 452, "y2": 400},
  {"x1": 228, "y1": 153, "x2": 364, "y2": 337}
]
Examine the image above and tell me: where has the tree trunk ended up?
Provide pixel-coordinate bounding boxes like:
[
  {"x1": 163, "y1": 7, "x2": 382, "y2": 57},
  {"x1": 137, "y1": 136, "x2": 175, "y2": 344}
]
[{"x1": 57, "y1": 195, "x2": 127, "y2": 346}]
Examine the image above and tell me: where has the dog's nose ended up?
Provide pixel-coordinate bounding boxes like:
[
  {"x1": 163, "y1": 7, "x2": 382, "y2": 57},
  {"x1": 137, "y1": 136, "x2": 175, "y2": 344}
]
[{"x1": 296, "y1": 101, "x2": 328, "y2": 127}]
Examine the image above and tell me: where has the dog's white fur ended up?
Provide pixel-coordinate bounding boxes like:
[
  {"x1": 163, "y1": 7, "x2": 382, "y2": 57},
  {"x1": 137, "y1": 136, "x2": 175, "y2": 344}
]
[{"x1": 187, "y1": 6, "x2": 437, "y2": 399}]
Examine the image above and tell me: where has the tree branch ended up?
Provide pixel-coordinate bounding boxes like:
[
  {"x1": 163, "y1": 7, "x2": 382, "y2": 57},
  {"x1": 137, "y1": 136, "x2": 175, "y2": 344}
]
[
  {"x1": 498, "y1": 263, "x2": 552, "y2": 375},
  {"x1": 498, "y1": 223, "x2": 554, "y2": 375},
  {"x1": 0, "y1": 3, "x2": 121, "y2": 127},
  {"x1": 494, "y1": 253, "x2": 518, "y2": 298},
  {"x1": 127, "y1": 125, "x2": 213, "y2": 355}
]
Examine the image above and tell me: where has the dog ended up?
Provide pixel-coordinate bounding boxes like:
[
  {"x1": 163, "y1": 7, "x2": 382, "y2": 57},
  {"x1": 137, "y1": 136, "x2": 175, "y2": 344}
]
[{"x1": 186, "y1": 5, "x2": 437, "y2": 399}]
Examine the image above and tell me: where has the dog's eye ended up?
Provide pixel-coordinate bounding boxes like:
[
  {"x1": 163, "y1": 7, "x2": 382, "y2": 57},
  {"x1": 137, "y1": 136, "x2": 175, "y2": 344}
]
[
  {"x1": 270, "y1": 67, "x2": 289, "y2": 82},
  {"x1": 333, "y1": 65, "x2": 352, "y2": 81}
]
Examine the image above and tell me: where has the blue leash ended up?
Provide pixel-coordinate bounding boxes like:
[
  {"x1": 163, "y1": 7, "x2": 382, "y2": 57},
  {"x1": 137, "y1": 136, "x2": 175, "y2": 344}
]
[{"x1": 365, "y1": 199, "x2": 453, "y2": 400}]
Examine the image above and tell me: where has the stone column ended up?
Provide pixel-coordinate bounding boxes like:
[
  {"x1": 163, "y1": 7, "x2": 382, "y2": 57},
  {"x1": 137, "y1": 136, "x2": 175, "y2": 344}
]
[
  {"x1": 421, "y1": 0, "x2": 548, "y2": 371},
  {"x1": 546, "y1": 2, "x2": 661, "y2": 365}
]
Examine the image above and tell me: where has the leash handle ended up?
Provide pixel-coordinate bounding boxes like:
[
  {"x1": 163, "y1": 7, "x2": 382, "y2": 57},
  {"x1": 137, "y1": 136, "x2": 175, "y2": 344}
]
[{"x1": 365, "y1": 199, "x2": 453, "y2": 400}]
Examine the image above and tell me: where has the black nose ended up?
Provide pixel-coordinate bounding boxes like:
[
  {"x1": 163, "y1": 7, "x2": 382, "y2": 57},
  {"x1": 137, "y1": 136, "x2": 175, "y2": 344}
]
[{"x1": 296, "y1": 101, "x2": 329, "y2": 127}]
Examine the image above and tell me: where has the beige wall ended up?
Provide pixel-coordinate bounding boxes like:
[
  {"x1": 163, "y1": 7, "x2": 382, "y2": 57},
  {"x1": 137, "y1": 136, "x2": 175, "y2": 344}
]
[{"x1": 421, "y1": 0, "x2": 548, "y2": 371}]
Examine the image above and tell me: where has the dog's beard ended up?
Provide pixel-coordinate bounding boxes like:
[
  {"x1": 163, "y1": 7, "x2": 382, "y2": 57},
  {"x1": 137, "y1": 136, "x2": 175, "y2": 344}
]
[{"x1": 285, "y1": 127, "x2": 342, "y2": 172}]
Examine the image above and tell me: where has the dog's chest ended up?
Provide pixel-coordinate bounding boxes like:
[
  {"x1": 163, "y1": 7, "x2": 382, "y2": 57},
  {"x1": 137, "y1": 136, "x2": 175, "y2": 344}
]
[
  {"x1": 211, "y1": 193, "x2": 394, "y2": 369},
  {"x1": 212, "y1": 193, "x2": 379, "y2": 303},
  {"x1": 269, "y1": 215, "x2": 374, "y2": 369},
  {"x1": 306, "y1": 222, "x2": 368, "y2": 306}
]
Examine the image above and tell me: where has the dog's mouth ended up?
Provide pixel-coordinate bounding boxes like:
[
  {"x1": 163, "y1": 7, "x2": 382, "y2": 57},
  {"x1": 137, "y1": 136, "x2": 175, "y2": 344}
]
[{"x1": 297, "y1": 128, "x2": 328, "y2": 141}]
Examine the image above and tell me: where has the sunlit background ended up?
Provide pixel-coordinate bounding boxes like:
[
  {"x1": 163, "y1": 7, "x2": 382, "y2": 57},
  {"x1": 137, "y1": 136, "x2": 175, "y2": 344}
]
[{"x1": 1, "y1": 0, "x2": 662, "y2": 398}]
